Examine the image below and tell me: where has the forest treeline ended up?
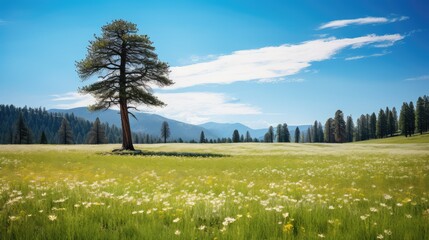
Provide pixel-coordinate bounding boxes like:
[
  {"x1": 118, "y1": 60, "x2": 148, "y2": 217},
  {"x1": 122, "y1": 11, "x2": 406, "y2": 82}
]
[
  {"x1": 0, "y1": 105, "x2": 160, "y2": 144},
  {"x1": 198, "y1": 94, "x2": 429, "y2": 143},
  {"x1": 252, "y1": 95, "x2": 429, "y2": 143},
  {"x1": 1, "y1": 95, "x2": 428, "y2": 144}
]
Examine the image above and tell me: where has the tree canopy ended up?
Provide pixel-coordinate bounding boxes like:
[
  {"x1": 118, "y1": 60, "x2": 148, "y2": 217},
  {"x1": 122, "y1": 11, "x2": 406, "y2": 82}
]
[{"x1": 77, "y1": 19, "x2": 173, "y2": 150}]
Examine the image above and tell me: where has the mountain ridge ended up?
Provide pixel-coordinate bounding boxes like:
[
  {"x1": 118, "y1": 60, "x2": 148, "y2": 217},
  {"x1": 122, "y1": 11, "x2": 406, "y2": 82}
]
[{"x1": 48, "y1": 107, "x2": 311, "y2": 141}]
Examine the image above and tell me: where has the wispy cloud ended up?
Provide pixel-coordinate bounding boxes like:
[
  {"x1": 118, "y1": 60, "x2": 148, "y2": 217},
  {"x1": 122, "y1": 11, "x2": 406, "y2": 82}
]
[
  {"x1": 405, "y1": 75, "x2": 429, "y2": 81},
  {"x1": 51, "y1": 91, "x2": 261, "y2": 125},
  {"x1": 345, "y1": 51, "x2": 390, "y2": 61},
  {"x1": 169, "y1": 34, "x2": 404, "y2": 89},
  {"x1": 0, "y1": 19, "x2": 7, "y2": 25},
  {"x1": 258, "y1": 77, "x2": 305, "y2": 84},
  {"x1": 150, "y1": 92, "x2": 261, "y2": 124},
  {"x1": 319, "y1": 16, "x2": 408, "y2": 30},
  {"x1": 51, "y1": 92, "x2": 96, "y2": 109}
]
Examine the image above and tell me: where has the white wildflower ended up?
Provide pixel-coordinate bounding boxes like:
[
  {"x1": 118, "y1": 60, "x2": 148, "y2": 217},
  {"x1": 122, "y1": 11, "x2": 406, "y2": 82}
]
[
  {"x1": 48, "y1": 215, "x2": 57, "y2": 221},
  {"x1": 173, "y1": 217, "x2": 180, "y2": 223},
  {"x1": 198, "y1": 225, "x2": 206, "y2": 230}
]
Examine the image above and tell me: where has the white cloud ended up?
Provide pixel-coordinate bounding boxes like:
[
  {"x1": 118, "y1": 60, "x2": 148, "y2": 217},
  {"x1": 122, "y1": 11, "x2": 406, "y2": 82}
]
[
  {"x1": 51, "y1": 92, "x2": 96, "y2": 109},
  {"x1": 168, "y1": 34, "x2": 403, "y2": 89},
  {"x1": 405, "y1": 75, "x2": 429, "y2": 81},
  {"x1": 149, "y1": 92, "x2": 261, "y2": 124},
  {"x1": 345, "y1": 51, "x2": 390, "y2": 61},
  {"x1": 51, "y1": 91, "x2": 261, "y2": 125},
  {"x1": 345, "y1": 56, "x2": 365, "y2": 61},
  {"x1": 258, "y1": 77, "x2": 305, "y2": 83},
  {"x1": 318, "y1": 16, "x2": 408, "y2": 30},
  {"x1": 319, "y1": 17, "x2": 388, "y2": 29}
]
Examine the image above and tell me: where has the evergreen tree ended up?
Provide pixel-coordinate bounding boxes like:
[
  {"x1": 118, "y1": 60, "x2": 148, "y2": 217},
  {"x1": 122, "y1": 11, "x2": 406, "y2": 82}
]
[
  {"x1": 294, "y1": 127, "x2": 300, "y2": 143},
  {"x1": 392, "y1": 107, "x2": 399, "y2": 133},
  {"x1": 87, "y1": 117, "x2": 107, "y2": 144},
  {"x1": 300, "y1": 131, "x2": 305, "y2": 143},
  {"x1": 388, "y1": 110, "x2": 395, "y2": 137},
  {"x1": 276, "y1": 124, "x2": 283, "y2": 142},
  {"x1": 160, "y1": 121, "x2": 170, "y2": 143},
  {"x1": 267, "y1": 126, "x2": 274, "y2": 143},
  {"x1": 282, "y1": 123, "x2": 290, "y2": 142},
  {"x1": 359, "y1": 114, "x2": 369, "y2": 140},
  {"x1": 415, "y1": 97, "x2": 425, "y2": 134},
  {"x1": 385, "y1": 107, "x2": 391, "y2": 136},
  {"x1": 58, "y1": 118, "x2": 74, "y2": 144},
  {"x1": 356, "y1": 118, "x2": 362, "y2": 141},
  {"x1": 306, "y1": 127, "x2": 312, "y2": 143},
  {"x1": 232, "y1": 129, "x2": 240, "y2": 143},
  {"x1": 264, "y1": 132, "x2": 271, "y2": 143},
  {"x1": 40, "y1": 131, "x2": 48, "y2": 144},
  {"x1": 345, "y1": 115, "x2": 354, "y2": 142},
  {"x1": 399, "y1": 102, "x2": 409, "y2": 137},
  {"x1": 77, "y1": 20, "x2": 173, "y2": 151},
  {"x1": 425, "y1": 95, "x2": 429, "y2": 132},
  {"x1": 14, "y1": 113, "x2": 32, "y2": 144},
  {"x1": 409, "y1": 101, "x2": 415, "y2": 135},
  {"x1": 376, "y1": 109, "x2": 387, "y2": 138},
  {"x1": 245, "y1": 131, "x2": 252, "y2": 142},
  {"x1": 318, "y1": 122, "x2": 324, "y2": 142},
  {"x1": 312, "y1": 121, "x2": 318, "y2": 143},
  {"x1": 369, "y1": 113, "x2": 377, "y2": 139},
  {"x1": 334, "y1": 110, "x2": 346, "y2": 143},
  {"x1": 324, "y1": 118, "x2": 335, "y2": 143},
  {"x1": 199, "y1": 131, "x2": 205, "y2": 143}
]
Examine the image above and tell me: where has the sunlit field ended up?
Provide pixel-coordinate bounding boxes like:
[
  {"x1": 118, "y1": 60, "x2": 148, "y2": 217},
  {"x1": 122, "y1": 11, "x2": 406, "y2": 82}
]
[{"x1": 1, "y1": 138, "x2": 428, "y2": 239}]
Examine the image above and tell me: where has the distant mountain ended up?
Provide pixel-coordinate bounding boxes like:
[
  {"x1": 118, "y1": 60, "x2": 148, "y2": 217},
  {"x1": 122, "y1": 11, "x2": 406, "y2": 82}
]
[
  {"x1": 199, "y1": 122, "x2": 266, "y2": 139},
  {"x1": 48, "y1": 107, "x2": 312, "y2": 142},
  {"x1": 199, "y1": 122, "x2": 312, "y2": 140},
  {"x1": 48, "y1": 107, "x2": 216, "y2": 141}
]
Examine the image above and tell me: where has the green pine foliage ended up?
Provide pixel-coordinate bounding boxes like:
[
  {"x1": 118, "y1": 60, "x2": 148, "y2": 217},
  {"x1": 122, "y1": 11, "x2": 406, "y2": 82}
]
[
  {"x1": 76, "y1": 19, "x2": 173, "y2": 150},
  {"x1": 160, "y1": 121, "x2": 171, "y2": 143},
  {"x1": 58, "y1": 118, "x2": 74, "y2": 144},
  {"x1": 334, "y1": 110, "x2": 346, "y2": 143},
  {"x1": 40, "y1": 131, "x2": 48, "y2": 144},
  {"x1": 345, "y1": 115, "x2": 354, "y2": 142},
  {"x1": 0, "y1": 105, "x2": 123, "y2": 144},
  {"x1": 14, "y1": 113, "x2": 33, "y2": 144},
  {"x1": 232, "y1": 129, "x2": 240, "y2": 143},
  {"x1": 294, "y1": 127, "x2": 300, "y2": 143},
  {"x1": 415, "y1": 97, "x2": 425, "y2": 134},
  {"x1": 199, "y1": 131, "x2": 206, "y2": 143},
  {"x1": 87, "y1": 117, "x2": 107, "y2": 144}
]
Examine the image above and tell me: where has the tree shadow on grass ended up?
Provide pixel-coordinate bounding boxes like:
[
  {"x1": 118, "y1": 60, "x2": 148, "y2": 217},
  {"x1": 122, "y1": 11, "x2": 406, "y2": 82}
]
[{"x1": 104, "y1": 149, "x2": 229, "y2": 158}]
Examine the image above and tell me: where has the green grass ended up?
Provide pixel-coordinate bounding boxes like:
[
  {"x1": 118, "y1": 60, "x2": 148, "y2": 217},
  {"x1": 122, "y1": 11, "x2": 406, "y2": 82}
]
[
  {"x1": 357, "y1": 132, "x2": 429, "y2": 144},
  {"x1": 0, "y1": 142, "x2": 428, "y2": 239}
]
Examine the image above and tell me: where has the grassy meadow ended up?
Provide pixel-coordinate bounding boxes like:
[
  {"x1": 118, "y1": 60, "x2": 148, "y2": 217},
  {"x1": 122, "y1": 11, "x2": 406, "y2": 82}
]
[{"x1": 1, "y1": 136, "x2": 428, "y2": 239}]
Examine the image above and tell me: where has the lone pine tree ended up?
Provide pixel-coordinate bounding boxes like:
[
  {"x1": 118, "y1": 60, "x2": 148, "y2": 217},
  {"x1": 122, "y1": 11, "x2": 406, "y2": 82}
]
[
  {"x1": 160, "y1": 121, "x2": 170, "y2": 143},
  {"x1": 77, "y1": 19, "x2": 173, "y2": 150}
]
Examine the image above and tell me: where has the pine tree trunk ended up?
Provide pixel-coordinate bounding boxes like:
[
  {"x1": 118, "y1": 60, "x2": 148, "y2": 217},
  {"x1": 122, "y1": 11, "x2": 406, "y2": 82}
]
[{"x1": 119, "y1": 101, "x2": 135, "y2": 150}]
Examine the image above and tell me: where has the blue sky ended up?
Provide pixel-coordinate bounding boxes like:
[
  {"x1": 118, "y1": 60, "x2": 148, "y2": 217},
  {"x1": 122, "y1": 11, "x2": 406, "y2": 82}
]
[{"x1": 1, "y1": 0, "x2": 428, "y2": 128}]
